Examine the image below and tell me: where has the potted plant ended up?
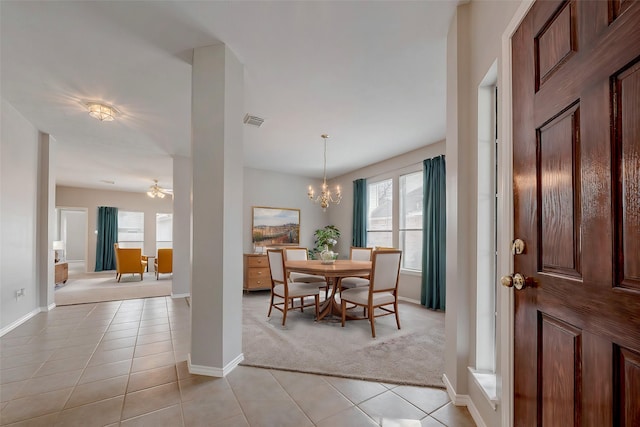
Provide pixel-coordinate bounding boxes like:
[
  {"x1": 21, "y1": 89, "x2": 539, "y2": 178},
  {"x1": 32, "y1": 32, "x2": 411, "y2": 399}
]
[{"x1": 312, "y1": 225, "x2": 341, "y2": 259}]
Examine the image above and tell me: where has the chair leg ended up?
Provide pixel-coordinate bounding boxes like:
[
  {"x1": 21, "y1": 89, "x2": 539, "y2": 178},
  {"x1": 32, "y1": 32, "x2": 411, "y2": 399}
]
[
  {"x1": 282, "y1": 298, "x2": 289, "y2": 326},
  {"x1": 341, "y1": 300, "x2": 346, "y2": 327},
  {"x1": 369, "y1": 305, "x2": 376, "y2": 338},
  {"x1": 300, "y1": 297, "x2": 304, "y2": 312},
  {"x1": 267, "y1": 293, "x2": 274, "y2": 317},
  {"x1": 117, "y1": 274, "x2": 121, "y2": 283},
  {"x1": 314, "y1": 295, "x2": 319, "y2": 320},
  {"x1": 394, "y1": 302, "x2": 401, "y2": 330}
]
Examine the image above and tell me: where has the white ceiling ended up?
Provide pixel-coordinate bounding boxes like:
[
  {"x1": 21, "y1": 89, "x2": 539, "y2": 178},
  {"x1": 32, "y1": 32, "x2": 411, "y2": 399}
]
[{"x1": 1, "y1": 1, "x2": 457, "y2": 194}]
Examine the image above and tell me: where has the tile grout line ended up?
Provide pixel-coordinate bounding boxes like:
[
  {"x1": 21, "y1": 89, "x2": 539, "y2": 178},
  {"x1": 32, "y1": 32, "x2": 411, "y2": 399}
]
[{"x1": 322, "y1": 376, "x2": 387, "y2": 425}]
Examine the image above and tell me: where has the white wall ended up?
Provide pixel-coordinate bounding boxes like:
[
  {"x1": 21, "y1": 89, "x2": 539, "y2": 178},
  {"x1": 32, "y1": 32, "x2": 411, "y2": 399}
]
[
  {"x1": 445, "y1": 1, "x2": 524, "y2": 426},
  {"x1": 61, "y1": 209, "x2": 87, "y2": 261},
  {"x1": 327, "y1": 142, "x2": 446, "y2": 302},
  {"x1": 1, "y1": 99, "x2": 41, "y2": 330},
  {"x1": 243, "y1": 167, "x2": 330, "y2": 254},
  {"x1": 56, "y1": 186, "x2": 173, "y2": 272},
  {"x1": 172, "y1": 155, "x2": 191, "y2": 296}
]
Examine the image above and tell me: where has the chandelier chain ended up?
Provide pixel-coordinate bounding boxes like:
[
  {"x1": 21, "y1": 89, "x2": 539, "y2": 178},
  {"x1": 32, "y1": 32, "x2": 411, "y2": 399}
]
[{"x1": 308, "y1": 134, "x2": 342, "y2": 211}]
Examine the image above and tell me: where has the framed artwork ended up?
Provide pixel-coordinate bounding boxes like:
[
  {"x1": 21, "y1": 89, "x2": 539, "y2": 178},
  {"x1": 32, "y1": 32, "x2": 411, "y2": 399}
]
[{"x1": 252, "y1": 206, "x2": 300, "y2": 248}]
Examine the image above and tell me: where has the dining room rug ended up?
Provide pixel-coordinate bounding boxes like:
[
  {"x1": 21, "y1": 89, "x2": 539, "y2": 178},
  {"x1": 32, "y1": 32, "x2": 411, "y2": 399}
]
[
  {"x1": 55, "y1": 270, "x2": 171, "y2": 306},
  {"x1": 241, "y1": 290, "x2": 445, "y2": 388}
]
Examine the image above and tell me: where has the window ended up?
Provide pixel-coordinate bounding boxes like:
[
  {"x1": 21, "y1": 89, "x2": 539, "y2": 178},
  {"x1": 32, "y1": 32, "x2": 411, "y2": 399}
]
[
  {"x1": 366, "y1": 171, "x2": 425, "y2": 272},
  {"x1": 400, "y1": 171, "x2": 423, "y2": 271},
  {"x1": 117, "y1": 211, "x2": 144, "y2": 251},
  {"x1": 366, "y1": 179, "x2": 393, "y2": 248},
  {"x1": 156, "y1": 213, "x2": 173, "y2": 249},
  {"x1": 475, "y1": 63, "x2": 498, "y2": 378}
]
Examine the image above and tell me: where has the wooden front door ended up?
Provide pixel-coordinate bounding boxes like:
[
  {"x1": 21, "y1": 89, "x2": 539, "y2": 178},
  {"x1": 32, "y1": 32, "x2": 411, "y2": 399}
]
[{"x1": 511, "y1": 0, "x2": 640, "y2": 425}]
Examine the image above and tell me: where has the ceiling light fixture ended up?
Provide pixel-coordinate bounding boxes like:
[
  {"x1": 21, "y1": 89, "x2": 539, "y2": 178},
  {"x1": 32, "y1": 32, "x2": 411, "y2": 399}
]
[
  {"x1": 308, "y1": 134, "x2": 342, "y2": 211},
  {"x1": 86, "y1": 102, "x2": 118, "y2": 122},
  {"x1": 147, "y1": 179, "x2": 168, "y2": 199}
]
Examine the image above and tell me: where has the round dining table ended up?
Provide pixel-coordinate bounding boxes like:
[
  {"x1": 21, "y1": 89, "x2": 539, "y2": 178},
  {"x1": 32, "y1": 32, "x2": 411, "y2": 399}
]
[{"x1": 285, "y1": 259, "x2": 371, "y2": 320}]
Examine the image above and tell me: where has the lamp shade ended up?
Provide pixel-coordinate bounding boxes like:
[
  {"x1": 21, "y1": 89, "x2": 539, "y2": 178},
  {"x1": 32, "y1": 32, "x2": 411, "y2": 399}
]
[{"x1": 52, "y1": 240, "x2": 64, "y2": 250}]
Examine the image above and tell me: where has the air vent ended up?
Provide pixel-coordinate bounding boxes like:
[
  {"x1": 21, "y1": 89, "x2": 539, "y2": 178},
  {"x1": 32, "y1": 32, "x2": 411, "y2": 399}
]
[{"x1": 243, "y1": 114, "x2": 264, "y2": 127}]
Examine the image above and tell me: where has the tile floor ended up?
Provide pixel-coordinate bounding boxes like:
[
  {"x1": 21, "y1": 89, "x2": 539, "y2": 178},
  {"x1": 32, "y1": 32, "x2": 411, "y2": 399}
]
[{"x1": 0, "y1": 297, "x2": 475, "y2": 426}]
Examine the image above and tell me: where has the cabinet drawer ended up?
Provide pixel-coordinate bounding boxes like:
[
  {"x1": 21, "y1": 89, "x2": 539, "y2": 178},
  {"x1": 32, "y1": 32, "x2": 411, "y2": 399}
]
[
  {"x1": 247, "y1": 256, "x2": 268, "y2": 268},
  {"x1": 246, "y1": 277, "x2": 270, "y2": 289},
  {"x1": 247, "y1": 268, "x2": 270, "y2": 279}
]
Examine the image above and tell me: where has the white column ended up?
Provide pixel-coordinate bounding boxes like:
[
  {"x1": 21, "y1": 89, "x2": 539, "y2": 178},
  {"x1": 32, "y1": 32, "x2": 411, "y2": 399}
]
[
  {"x1": 189, "y1": 44, "x2": 244, "y2": 376},
  {"x1": 37, "y1": 132, "x2": 56, "y2": 310},
  {"x1": 172, "y1": 155, "x2": 191, "y2": 297}
]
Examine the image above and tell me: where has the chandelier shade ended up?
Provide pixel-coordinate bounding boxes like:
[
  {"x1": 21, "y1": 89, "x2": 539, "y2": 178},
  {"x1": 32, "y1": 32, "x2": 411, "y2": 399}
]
[
  {"x1": 86, "y1": 102, "x2": 118, "y2": 122},
  {"x1": 147, "y1": 180, "x2": 170, "y2": 198},
  {"x1": 308, "y1": 134, "x2": 342, "y2": 211}
]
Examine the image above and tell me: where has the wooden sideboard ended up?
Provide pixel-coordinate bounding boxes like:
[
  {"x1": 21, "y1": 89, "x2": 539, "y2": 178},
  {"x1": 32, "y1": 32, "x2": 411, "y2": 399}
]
[
  {"x1": 243, "y1": 254, "x2": 271, "y2": 291},
  {"x1": 55, "y1": 262, "x2": 68, "y2": 286}
]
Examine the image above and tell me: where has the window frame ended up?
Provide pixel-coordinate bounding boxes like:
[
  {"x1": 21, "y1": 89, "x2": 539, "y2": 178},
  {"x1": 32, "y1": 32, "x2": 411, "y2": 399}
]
[
  {"x1": 399, "y1": 170, "x2": 424, "y2": 272},
  {"x1": 365, "y1": 164, "x2": 424, "y2": 273}
]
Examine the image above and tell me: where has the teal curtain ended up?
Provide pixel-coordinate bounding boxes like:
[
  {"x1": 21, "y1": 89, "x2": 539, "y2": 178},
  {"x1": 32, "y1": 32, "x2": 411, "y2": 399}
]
[
  {"x1": 95, "y1": 206, "x2": 118, "y2": 271},
  {"x1": 352, "y1": 178, "x2": 367, "y2": 247},
  {"x1": 421, "y1": 156, "x2": 446, "y2": 310}
]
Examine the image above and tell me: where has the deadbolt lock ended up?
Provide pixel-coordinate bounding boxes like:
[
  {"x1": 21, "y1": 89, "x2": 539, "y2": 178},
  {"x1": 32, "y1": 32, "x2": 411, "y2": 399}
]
[{"x1": 512, "y1": 238, "x2": 525, "y2": 255}]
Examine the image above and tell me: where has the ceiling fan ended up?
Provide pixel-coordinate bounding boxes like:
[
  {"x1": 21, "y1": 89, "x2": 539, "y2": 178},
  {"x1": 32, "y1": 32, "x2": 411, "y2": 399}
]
[{"x1": 147, "y1": 179, "x2": 173, "y2": 199}]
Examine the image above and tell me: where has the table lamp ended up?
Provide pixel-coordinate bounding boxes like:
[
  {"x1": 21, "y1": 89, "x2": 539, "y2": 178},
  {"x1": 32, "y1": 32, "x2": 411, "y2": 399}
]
[{"x1": 53, "y1": 240, "x2": 64, "y2": 263}]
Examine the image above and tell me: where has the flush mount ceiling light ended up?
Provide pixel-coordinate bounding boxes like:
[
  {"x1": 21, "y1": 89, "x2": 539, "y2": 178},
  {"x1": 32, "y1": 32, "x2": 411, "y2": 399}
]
[
  {"x1": 308, "y1": 134, "x2": 342, "y2": 211},
  {"x1": 147, "y1": 179, "x2": 172, "y2": 199},
  {"x1": 86, "y1": 102, "x2": 119, "y2": 122}
]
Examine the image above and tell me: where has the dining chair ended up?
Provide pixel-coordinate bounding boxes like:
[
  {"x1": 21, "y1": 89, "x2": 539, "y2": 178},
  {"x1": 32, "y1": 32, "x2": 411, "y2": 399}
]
[
  {"x1": 340, "y1": 246, "x2": 373, "y2": 290},
  {"x1": 154, "y1": 248, "x2": 173, "y2": 279},
  {"x1": 113, "y1": 243, "x2": 147, "y2": 282},
  {"x1": 267, "y1": 249, "x2": 322, "y2": 326},
  {"x1": 283, "y1": 247, "x2": 329, "y2": 299},
  {"x1": 340, "y1": 249, "x2": 402, "y2": 338}
]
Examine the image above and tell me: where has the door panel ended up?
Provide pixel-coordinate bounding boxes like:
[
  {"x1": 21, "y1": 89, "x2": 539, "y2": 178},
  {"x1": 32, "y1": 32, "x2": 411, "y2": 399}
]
[
  {"x1": 539, "y1": 314, "x2": 582, "y2": 426},
  {"x1": 537, "y1": 102, "x2": 581, "y2": 277},
  {"x1": 512, "y1": 1, "x2": 640, "y2": 425},
  {"x1": 614, "y1": 60, "x2": 640, "y2": 291}
]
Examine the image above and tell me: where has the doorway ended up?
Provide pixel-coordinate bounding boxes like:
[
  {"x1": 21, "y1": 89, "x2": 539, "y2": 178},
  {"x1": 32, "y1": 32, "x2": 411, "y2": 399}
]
[{"x1": 56, "y1": 207, "x2": 88, "y2": 276}]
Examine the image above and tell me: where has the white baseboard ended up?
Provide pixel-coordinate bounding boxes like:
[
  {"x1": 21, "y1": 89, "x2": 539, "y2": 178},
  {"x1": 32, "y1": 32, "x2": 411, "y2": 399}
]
[
  {"x1": 44, "y1": 303, "x2": 56, "y2": 312},
  {"x1": 442, "y1": 374, "x2": 487, "y2": 427},
  {"x1": 187, "y1": 353, "x2": 244, "y2": 377},
  {"x1": 398, "y1": 296, "x2": 421, "y2": 305},
  {"x1": 0, "y1": 307, "x2": 42, "y2": 337},
  {"x1": 171, "y1": 292, "x2": 191, "y2": 299}
]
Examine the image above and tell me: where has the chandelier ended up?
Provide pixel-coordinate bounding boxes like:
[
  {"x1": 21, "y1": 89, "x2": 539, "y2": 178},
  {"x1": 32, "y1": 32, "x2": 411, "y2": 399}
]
[
  {"x1": 147, "y1": 180, "x2": 169, "y2": 198},
  {"x1": 86, "y1": 102, "x2": 119, "y2": 122},
  {"x1": 308, "y1": 134, "x2": 342, "y2": 211}
]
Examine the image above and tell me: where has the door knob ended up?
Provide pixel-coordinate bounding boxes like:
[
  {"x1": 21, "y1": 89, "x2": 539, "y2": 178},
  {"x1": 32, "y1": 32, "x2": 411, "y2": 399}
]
[
  {"x1": 500, "y1": 275, "x2": 514, "y2": 288},
  {"x1": 500, "y1": 273, "x2": 529, "y2": 290}
]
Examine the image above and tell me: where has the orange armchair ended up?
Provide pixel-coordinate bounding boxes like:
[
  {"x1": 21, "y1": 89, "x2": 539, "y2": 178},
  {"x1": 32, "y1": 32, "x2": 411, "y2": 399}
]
[
  {"x1": 113, "y1": 243, "x2": 147, "y2": 282},
  {"x1": 154, "y1": 248, "x2": 173, "y2": 279}
]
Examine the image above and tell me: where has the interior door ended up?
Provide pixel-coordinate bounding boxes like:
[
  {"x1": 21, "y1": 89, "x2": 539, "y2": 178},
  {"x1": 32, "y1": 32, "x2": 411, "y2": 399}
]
[{"x1": 511, "y1": 0, "x2": 640, "y2": 425}]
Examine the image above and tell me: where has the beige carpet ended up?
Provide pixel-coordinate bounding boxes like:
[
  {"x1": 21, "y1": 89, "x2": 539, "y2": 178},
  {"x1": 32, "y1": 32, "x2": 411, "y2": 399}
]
[
  {"x1": 55, "y1": 270, "x2": 171, "y2": 306},
  {"x1": 241, "y1": 290, "x2": 445, "y2": 388}
]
